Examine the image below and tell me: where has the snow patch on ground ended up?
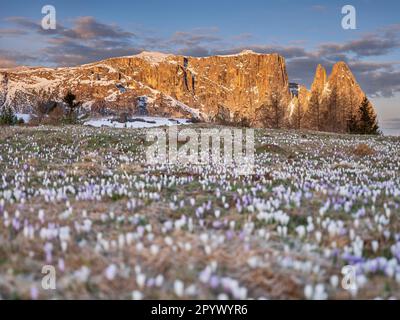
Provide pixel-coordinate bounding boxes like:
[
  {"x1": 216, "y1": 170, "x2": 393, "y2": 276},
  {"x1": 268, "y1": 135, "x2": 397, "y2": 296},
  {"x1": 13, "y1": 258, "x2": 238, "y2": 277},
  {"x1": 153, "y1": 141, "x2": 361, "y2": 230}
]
[
  {"x1": 15, "y1": 113, "x2": 32, "y2": 123},
  {"x1": 84, "y1": 116, "x2": 191, "y2": 129},
  {"x1": 164, "y1": 95, "x2": 203, "y2": 119},
  {"x1": 81, "y1": 101, "x2": 95, "y2": 110}
]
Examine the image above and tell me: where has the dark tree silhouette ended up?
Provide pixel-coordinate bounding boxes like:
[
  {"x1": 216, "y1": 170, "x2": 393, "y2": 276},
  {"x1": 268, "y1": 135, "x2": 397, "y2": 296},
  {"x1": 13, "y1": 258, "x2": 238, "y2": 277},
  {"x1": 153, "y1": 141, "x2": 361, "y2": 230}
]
[
  {"x1": 357, "y1": 97, "x2": 380, "y2": 135},
  {"x1": 306, "y1": 93, "x2": 320, "y2": 131},
  {"x1": 347, "y1": 111, "x2": 359, "y2": 134},
  {"x1": 62, "y1": 91, "x2": 81, "y2": 120},
  {"x1": 261, "y1": 92, "x2": 284, "y2": 129},
  {"x1": 0, "y1": 106, "x2": 19, "y2": 125},
  {"x1": 348, "y1": 97, "x2": 380, "y2": 135}
]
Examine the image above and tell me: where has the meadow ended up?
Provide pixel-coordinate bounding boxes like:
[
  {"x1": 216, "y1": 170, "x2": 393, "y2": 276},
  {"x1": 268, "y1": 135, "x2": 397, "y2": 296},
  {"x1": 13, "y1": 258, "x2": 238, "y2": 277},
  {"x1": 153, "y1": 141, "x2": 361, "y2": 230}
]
[{"x1": 0, "y1": 125, "x2": 399, "y2": 299}]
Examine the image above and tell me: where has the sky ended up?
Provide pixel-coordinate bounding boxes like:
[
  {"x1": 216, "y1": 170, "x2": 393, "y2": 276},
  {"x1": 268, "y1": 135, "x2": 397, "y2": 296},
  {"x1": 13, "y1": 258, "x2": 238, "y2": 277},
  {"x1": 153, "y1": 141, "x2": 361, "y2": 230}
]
[{"x1": 0, "y1": 0, "x2": 399, "y2": 135}]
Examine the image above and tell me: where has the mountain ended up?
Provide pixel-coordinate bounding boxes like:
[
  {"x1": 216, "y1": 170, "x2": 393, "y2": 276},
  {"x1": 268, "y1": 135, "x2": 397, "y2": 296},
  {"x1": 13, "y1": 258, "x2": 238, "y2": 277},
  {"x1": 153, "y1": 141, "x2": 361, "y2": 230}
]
[
  {"x1": 0, "y1": 50, "x2": 377, "y2": 132},
  {"x1": 300, "y1": 62, "x2": 377, "y2": 132}
]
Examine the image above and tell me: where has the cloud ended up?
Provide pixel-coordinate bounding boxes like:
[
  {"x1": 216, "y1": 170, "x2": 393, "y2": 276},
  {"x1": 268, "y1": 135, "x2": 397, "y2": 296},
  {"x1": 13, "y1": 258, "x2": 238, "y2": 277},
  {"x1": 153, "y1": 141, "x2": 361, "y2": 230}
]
[
  {"x1": 0, "y1": 50, "x2": 37, "y2": 68},
  {"x1": 211, "y1": 45, "x2": 311, "y2": 60},
  {"x1": 347, "y1": 61, "x2": 395, "y2": 74},
  {"x1": 5, "y1": 16, "x2": 137, "y2": 66},
  {"x1": 383, "y1": 117, "x2": 400, "y2": 123},
  {"x1": 318, "y1": 24, "x2": 400, "y2": 58},
  {"x1": 61, "y1": 16, "x2": 135, "y2": 40},
  {"x1": 381, "y1": 118, "x2": 400, "y2": 130},
  {"x1": 231, "y1": 33, "x2": 254, "y2": 42},
  {"x1": 0, "y1": 28, "x2": 27, "y2": 37},
  {"x1": 2, "y1": 16, "x2": 400, "y2": 97},
  {"x1": 286, "y1": 55, "x2": 400, "y2": 97},
  {"x1": 41, "y1": 39, "x2": 142, "y2": 65},
  {"x1": 169, "y1": 28, "x2": 221, "y2": 47},
  {"x1": 0, "y1": 57, "x2": 17, "y2": 68},
  {"x1": 160, "y1": 27, "x2": 225, "y2": 56},
  {"x1": 310, "y1": 5, "x2": 327, "y2": 12},
  {"x1": 6, "y1": 16, "x2": 134, "y2": 40},
  {"x1": 5, "y1": 16, "x2": 43, "y2": 32},
  {"x1": 357, "y1": 70, "x2": 400, "y2": 97},
  {"x1": 176, "y1": 46, "x2": 212, "y2": 57},
  {"x1": 286, "y1": 57, "x2": 332, "y2": 85},
  {"x1": 170, "y1": 43, "x2": 311, "y2": 59},
  {"x1": 319, "y1": 37, "x2": 400, "y2": 57}
]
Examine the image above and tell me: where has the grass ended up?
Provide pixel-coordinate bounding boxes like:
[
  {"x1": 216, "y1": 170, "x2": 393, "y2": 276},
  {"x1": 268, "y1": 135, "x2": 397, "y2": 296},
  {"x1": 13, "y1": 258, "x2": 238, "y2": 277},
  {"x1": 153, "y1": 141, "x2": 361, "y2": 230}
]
[{"x1": 0, "y1": 125, "x2": 399, "y2": 300}]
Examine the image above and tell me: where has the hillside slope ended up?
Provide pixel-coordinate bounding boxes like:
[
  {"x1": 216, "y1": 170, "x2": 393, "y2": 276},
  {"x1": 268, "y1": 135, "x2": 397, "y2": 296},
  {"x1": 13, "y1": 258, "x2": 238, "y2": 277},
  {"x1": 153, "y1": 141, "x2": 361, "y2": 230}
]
[{"x1": 0, "y1": 51, "x2": 377, "y2": 132}]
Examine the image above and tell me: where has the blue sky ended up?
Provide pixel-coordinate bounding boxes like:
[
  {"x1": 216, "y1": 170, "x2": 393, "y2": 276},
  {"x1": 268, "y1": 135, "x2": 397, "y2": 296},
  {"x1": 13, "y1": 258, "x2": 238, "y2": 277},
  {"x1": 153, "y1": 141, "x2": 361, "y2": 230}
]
[{"x1": 1, "y1": 0, "x2": 399, "y2": 134}]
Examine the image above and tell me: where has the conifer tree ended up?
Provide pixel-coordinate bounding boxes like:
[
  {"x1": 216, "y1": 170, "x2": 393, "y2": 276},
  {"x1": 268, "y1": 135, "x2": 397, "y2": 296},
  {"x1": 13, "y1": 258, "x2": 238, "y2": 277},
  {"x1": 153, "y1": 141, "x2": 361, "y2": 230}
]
[
  {"x1": 348, "y1": 97, "x2": 380, "y2": 135},
  {"x1": 62, "y1": 91, "x2": 81, "y2": 122},
  {"x1": 0, "y1": 106, "x2": 19, "y2": 125},
  {"x1": 357, "y1": 97, "x2": 380, "y2": 135},
  {"x1": 347, "y1": 111, "x2": 359, "y2": 134}
]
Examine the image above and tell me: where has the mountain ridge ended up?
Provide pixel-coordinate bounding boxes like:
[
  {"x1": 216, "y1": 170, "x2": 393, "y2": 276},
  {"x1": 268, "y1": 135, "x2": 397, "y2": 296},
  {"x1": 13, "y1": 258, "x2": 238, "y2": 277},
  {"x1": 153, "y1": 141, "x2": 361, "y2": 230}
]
[{"x1": 0, "y1": 50, "x2": 377, "y2": 132}]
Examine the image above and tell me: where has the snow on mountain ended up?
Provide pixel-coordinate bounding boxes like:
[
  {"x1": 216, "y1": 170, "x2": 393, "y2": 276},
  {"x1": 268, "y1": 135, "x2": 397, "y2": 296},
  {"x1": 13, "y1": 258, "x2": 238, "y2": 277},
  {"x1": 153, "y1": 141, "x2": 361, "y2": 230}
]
[
  {"x1": 131, "y1": 51, "x2": 173, "y2": 65},
  {"x1": 0, "y1": 50, "x2": 376, "y2": 132}
]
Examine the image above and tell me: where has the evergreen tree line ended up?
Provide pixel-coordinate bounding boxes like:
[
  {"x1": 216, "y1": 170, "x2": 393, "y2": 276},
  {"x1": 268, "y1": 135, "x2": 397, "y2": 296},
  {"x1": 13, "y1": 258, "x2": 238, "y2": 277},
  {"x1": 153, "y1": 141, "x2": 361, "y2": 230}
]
[
  {"x1": 0, "y1": 91, "x2": 81, "y2": 126},
  {"x1": 221, "y1": 92, "x2": 380, "y2": 135},
  {"x1": 301, "y1": 95, "x2": 380, "y2": 135},
  {"x1": 0, "y1": 106, "x2": 23, "y2": 125},
  {"x1": 347, "y1": 97, "x2": 380, "y2": 135}
]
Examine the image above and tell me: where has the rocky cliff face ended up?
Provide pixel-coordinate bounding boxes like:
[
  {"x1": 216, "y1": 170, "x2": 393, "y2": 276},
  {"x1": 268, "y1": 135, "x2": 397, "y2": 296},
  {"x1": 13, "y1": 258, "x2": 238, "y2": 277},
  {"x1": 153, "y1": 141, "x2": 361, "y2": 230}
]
[
  {"x1": 299, "y1": 62, "x2": 377, "y2": 132},
  {"x1": 96, "y1": 50, "x2": 292, "y2": 125},
  {"x1": 0, "y1": 73, "x2": 7, "y2": 107},
  {"x1": 0, "y1": 50, "x2": 376, "y2": 132}
]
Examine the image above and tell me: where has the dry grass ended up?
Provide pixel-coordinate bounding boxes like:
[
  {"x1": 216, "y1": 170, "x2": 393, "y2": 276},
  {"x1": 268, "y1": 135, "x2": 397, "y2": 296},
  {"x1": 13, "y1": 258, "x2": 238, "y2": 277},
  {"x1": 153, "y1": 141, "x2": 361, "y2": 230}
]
[
  {"x1": 353, "y1": 143, "x2": 376, "y2": 157},
  {"x1": 0, "y1": 125, "x2": 399, "y2": 300}
]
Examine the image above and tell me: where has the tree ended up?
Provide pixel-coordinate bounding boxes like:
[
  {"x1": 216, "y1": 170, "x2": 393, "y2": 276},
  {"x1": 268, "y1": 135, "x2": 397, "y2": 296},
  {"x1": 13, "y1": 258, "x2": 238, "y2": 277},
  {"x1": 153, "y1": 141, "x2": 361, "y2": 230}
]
[
  {"x1": 35, "y1": 99, "x2": 58, "y2": 117},
  {"x1": 289, "y1": 98, "x2": 302, "y2": 130},
  {"x1": 62, "y1": 91, "x2": 81, "y2": 122},
  {"x1": 347, "y1": 111, "x2": 359, "y2": 134},
  {"x1": 357, "y1": 97, "x2": 380, "y2": 135},
  {"x1": 327, "y1": 89, "x2": 338, "y2": 132},
  {"x1": 261, "y1": 91, "x2": 285, "y2": 129},
  {"x1": 0, "y1": 106, "x2": 22, "y2": 126},
  {"x1": 305, "y1": 93, "x2": 320, "y2": 131},
  {"x1": 348, "y1": 97, "x2": 380, "y2": 135},
  {"x1": 272, "y1": 92, "x2": 285, "y2": 129}
]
